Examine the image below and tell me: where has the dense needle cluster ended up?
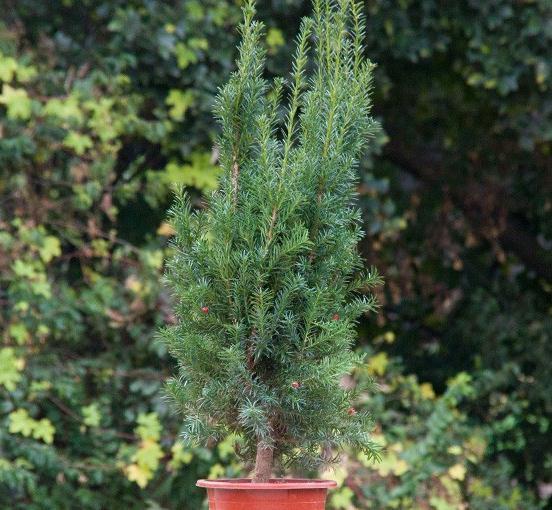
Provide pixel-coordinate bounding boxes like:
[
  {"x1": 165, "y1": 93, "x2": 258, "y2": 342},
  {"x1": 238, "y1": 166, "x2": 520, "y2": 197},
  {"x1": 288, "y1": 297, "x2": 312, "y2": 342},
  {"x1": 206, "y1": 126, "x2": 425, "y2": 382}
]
[{"x1": 161, "y1": 0, "x2": 382, "y2": 481}]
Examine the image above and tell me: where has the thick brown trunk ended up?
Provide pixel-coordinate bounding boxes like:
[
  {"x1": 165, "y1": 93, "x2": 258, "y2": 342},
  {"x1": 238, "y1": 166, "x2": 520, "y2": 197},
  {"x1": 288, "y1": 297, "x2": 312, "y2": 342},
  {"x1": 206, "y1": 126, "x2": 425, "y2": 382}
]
[{"x1": 252, "y1": 441, "x2": 273, "y2": 483}]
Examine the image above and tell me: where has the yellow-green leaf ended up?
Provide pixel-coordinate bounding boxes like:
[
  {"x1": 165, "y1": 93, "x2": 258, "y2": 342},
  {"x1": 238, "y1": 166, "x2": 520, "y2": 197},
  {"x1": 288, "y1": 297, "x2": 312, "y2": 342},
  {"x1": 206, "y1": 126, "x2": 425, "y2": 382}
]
[
  {"x1": 266, "y1": 28, "x2": 285, "y2": 51},
  {"x1": 136, "y1": 412, "x2": 161, "y2": 441},
  {"x1": 0, "y1": 348, "x2": 25, "y2": 391},
  {"x1": 169, "y1": 441, "x2": 193, "y2": 471},
  {"x1": 82, "y1": 403, "x2": 102, "y2": 427},
  {"x1": 0, "y1": 84, "x2": 32, "y2": 119},
  {"x1": 125, "y1": 463, "x2": 151, "y2": 488},
  {"x1": 39, "y1": 236, "x2": 61, "y2": 263},
  {"x1": 208, "y1": 463, "x2": 225, "y2": 479},
  {"x1": 166, "y1": 89, "x2": 194, "y2": 121},
  {"x1": 32, "y1": 418, "x2": 55, "y2": 444},
  {"x1": 447, "y1": 445, "x2": 462, "y2": 456},
  {"x1": 174, "y1": 43, "x2": 198, "y2": 69},
  {"x1": 0, "y1": 55, "x2": 17, "y2": 82},
  {"x1": 9, "y1": 409, "x2": 56, "y2": 444},
  {"x1": 448, "y1": 463, "x2": 466, "y2": 481},
  {"x1": 43, "y1": 96, "x2": 83, "y2": 124},
  {"x1": 133, "y1": 439, "x2": 163, "y2": 471},
  {"x1": 64, "y1": 132, "x2": 93, "y2": 155},
  {"x1": 163, "y1": 152, "x2": 221, "y2": 191},
  {"x1": 9, "y1": 409, "x2": 35, "y2": 437},
  {"x1": 188, "y1": 38, "x2": 208, "y2": 51},
  {"x1": 420, "y1": 382, "x2": 436, "y2": 400},
  {"x1": 367, "y1": 352, "x2": 389, "y2": 376},
  {"x1": 9, "y1": 323, "x2": 30, "y2": 345},
  {"x1": 12, "y1": 259, "x2": 36, "y2": 278},
  {"x1": 383, "y1": 331, "x2": 395, "y2": 343},
  {"x1": 15, "y1": 64, "x2": 37, "y2": 83}
]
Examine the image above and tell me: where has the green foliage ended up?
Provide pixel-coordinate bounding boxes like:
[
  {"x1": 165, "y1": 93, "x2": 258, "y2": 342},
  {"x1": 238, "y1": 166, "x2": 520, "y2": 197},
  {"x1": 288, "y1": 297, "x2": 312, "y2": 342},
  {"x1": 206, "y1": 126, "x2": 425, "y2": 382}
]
[
  {"x1": 0, "y1": 348, "x2": 24, "y2": 391},
  {"x1": 0, "y1": 1, "x2": 249, "y2": 507},
  {"x1": 323, "y1": 346, "x2": 545, "y2": 510},
  {"x1": 162, "y1": 0, "x2": 382, "y2": 471}
]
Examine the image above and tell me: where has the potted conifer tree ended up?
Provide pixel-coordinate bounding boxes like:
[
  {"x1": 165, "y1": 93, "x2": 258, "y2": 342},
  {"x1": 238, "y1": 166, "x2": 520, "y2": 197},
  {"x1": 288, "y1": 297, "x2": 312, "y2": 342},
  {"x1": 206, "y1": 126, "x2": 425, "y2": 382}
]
[{"x1": 161, "y1": 0, "x2": 381, "y2": 507}]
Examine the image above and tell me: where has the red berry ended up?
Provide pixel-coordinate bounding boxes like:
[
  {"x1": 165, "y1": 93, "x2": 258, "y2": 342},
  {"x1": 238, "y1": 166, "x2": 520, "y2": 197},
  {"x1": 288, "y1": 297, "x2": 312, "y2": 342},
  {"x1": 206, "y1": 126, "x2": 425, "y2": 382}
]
[
  {"x1": 332, "y1": 313, "x2": 340, "y2": 321},
  {"x1": 347, "y1": 407, "x2": 357, "y2": 416},
  {"x1": 291, "y1": 381, "x2": 300, "y2": 390},
  {"x1": 201, "y1": 306, "x2": 209, "y2": 314}
]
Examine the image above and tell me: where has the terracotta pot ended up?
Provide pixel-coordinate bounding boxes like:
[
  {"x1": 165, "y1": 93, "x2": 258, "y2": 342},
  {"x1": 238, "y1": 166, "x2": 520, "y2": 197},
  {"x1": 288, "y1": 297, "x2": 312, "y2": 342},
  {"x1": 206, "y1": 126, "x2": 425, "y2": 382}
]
[{"x1": 197, "y1": 478, "x2": 337, "y2": 510}]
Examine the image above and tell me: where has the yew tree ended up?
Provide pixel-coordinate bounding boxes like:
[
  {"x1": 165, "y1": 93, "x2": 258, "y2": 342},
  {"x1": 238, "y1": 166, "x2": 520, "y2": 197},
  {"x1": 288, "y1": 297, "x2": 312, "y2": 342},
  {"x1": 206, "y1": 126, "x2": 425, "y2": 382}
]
[{"x1": 161, "y1": 0, "x2": 381, "y2": 482}]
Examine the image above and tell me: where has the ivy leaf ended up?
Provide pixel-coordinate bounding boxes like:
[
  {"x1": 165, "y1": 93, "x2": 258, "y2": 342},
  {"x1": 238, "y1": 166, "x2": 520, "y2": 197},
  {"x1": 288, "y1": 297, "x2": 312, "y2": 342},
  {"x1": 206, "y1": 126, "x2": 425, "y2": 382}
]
[
  {"x1": 166, "y1": 89, "x2": 194, "y2": 121},
  {"x1": 366, "y1": 352, "x2": 389, "y2": 376},
  {"x1": 420, "y1": 382, "x2": 436, "y2": 400},
  {"x1": 39, "y1": 236, "x2": 61, "y2": 263},
  {"x1": 174, "y1": 43, "x2": 198, "y2": 69},
  {"x1": 169, "y1": 442, "x2": 193, "y2": 471},
  {"x1": 9, "y1": 323, "x2": 30, "y2": 345},
  {"x1": 133, "y1": 439, "x2": 163, "y2": 471},
  {"x1": 163, "y1": 152, "x2": 221, "y2": 191},
  {"x1": 136, "y1": 412, "x2": 162, "y2": 441},
  {"x1": 11, "y1": 260, "x2": 36, "y2": 278},
  {"x1": 447, "y1": 445, "x2": 462, "y2": 456},
  {"x1": 15, "y1": 64, "x2": 37, "y2": 83},
  {"x1": 0, "y1": 54, "x2": 17, "y2": 82},
  {"x1": 9, "y1": 409, "x2": 56, "y2": 444},
  {"x1": 64, "y1": 132, "x2": 93, "y2": 155},
  {"x1": 33, "y1": 418, "x2": 56, "y2": 444},
  {"x1": 448, "y1": 463, "x2": 466, "y2": 481},
  {"x1": 0, "y1": 348, "x2": 25, "y2": 391},
  {"x1": 126, "y1": 434, "x2": 164, "y2": 488},
  {"x1": 43, "y1": 96, "x2": 83, "y2": 124},
  {"x1": 82, "y1": 403, "x2": 102, "y2": 427},
  {"x1": 208, "y1": 463, "x2": 225, "y2": 480},
  {"x1": 125, "y1": 463, "x2": 151, "y2": 489},
  {"x1": 188, "y1": 38, "x2": 208, "y2": 51},
  {"x1": 9, "y1": 409, "x2": 35, "y2": 437},
  {"x1": 266, "y1": 28, "x2": 285, "y2": 52},
  {"x1": 0, "y1": 84, "x2": 32, "y2": 119}
]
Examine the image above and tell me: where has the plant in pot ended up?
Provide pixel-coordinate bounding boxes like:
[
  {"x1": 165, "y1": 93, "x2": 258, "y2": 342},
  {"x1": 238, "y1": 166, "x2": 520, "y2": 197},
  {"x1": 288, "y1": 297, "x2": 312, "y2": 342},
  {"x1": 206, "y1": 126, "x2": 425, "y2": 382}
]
[{"x1": 160, "y1": 0, "x2": 381, "y2": 507}]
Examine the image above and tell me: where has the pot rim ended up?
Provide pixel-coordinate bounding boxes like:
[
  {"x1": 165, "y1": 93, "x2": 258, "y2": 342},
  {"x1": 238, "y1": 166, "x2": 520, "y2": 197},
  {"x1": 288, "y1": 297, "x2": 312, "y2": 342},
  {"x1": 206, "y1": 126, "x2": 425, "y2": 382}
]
[{"x1": 197, "y1": 478, "x2": 337, "y2": 490}]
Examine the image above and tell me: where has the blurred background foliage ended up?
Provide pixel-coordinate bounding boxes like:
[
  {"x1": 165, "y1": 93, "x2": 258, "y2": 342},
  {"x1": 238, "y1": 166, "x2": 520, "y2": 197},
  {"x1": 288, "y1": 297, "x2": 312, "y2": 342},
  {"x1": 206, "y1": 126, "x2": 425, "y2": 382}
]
[{"x1": 0, "y1": 0, "x2": 550, "y2": 508}]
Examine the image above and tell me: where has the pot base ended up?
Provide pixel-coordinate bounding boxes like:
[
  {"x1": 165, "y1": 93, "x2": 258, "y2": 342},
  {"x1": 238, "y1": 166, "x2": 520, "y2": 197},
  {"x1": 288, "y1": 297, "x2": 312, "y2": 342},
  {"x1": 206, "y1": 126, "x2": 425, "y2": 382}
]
[{"x1": 197, "y1": 478, "x2": 337, "y2": 510}]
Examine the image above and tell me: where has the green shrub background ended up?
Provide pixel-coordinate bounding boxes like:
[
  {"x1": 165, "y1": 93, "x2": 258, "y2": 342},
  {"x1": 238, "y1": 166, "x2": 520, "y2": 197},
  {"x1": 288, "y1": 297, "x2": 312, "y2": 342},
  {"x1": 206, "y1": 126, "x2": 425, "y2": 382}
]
[{"x1": 0, "y1": 1, "x2": 550, "y2": 509}]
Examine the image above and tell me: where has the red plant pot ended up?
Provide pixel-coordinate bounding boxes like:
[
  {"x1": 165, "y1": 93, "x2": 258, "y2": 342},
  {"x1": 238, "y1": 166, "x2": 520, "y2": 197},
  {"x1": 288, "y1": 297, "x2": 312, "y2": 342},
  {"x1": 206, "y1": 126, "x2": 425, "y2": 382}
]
[{"x1": 197, "y1": 478, "x2": 337, "y2": 510}]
